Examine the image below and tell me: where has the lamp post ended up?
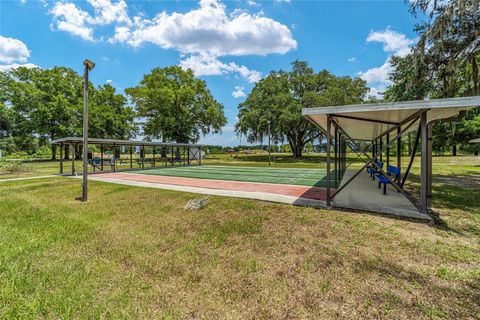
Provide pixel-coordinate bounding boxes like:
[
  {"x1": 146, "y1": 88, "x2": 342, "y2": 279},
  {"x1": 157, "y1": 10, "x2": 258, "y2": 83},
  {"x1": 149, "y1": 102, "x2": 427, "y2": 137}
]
[{"x1": 81, "y1": 59, "x2": 95, "y2": 202}]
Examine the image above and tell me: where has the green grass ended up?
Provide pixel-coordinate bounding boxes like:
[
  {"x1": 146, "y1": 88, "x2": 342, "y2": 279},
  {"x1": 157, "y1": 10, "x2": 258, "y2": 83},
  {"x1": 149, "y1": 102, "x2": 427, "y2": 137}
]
[
  {"x1": 1, "y1": 166, "x2": 479, "y2": 318},
  {"x1": 0, "y1": 154, "x2": 479, "y2": 318}
]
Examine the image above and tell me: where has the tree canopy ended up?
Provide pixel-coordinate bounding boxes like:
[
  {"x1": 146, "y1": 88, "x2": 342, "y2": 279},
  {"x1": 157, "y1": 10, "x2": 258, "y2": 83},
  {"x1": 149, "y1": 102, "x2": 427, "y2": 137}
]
[
  {"x1": 126, "y1": 66, "x2": 226, "y2": 144},
  {"x1": 384, "y1": 0, "x2": 480, "y2": 155},
  {"x1": 0, "y1": 67, "x2": 137, "y2": 158},
  {"x1": 236, "y1": 61, "x2": 368, "y2": 157}
]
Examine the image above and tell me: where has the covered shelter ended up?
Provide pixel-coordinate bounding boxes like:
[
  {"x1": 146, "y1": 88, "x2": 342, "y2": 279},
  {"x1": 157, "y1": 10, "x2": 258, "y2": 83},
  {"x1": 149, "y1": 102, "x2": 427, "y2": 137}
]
[
  {"x1": 51, "y1": 137, "x2": 205, "y2": 175},
  {"x1": 303, "y1": 96, "x2": 480, "y2": 218},
  {"x1": 470, "y1": 138, "x2": 480, "y2": 143}
]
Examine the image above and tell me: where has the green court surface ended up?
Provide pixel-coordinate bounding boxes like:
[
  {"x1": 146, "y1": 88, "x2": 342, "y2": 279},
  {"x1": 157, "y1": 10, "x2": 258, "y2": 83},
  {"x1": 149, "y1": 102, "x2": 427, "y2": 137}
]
[{"x1": 131, "y1": 165, "x2": 337, "y2": 187}]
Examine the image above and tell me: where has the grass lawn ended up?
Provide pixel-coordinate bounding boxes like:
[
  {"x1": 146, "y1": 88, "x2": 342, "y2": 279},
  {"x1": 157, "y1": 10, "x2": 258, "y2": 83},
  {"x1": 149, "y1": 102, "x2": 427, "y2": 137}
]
[{"x1": 1, "y1": 155, "x2": 479, "y2": 318}]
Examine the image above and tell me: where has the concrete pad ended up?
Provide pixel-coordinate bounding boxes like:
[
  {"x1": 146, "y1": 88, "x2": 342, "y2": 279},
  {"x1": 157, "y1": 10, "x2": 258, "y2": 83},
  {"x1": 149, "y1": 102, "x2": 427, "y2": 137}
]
[{"x1": 333, "y1": 169, "x2": 432, "y2": 221}]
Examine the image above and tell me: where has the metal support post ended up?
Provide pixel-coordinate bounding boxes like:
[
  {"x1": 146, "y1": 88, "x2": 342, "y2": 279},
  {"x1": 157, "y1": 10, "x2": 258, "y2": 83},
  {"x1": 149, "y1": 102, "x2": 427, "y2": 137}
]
[
  {"x1": 420, "y1": 111, "x2": 430, "y2": 214},
  {"x1": 397, "y1": 126, "x2": 401, "y2": 169},
  {"x1": 326, "y1": 115, "x2": 332, "y2": 206},
  {"x1": 386, "y1": 132, "x2": 390, "y2": 166}
]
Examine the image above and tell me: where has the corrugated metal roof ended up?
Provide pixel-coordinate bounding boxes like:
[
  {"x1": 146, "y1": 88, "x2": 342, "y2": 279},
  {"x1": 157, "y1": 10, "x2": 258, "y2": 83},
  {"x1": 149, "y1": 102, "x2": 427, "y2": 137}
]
[
  {"x1": 302, "y1": 96, "x2": 480, "y2": 141},
  {"x1": 50, "y1": 137, "x2": 205, "y2": 147}
]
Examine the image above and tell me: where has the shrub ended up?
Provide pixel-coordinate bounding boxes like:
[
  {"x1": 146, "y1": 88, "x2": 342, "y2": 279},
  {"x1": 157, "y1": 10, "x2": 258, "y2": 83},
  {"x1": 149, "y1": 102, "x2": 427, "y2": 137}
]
[{"x1": 0, "y1": 160, "x2": 32, "y2": 175}]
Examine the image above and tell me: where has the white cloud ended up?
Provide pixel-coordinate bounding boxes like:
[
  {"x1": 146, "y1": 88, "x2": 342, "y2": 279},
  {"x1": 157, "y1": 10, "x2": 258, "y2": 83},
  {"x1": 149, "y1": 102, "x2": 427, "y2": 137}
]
[
  {"x1": 0, "y1": 36, "x2": 30, "y2": 64},
  {"x1": 49, "y1": 0, "x2": 294, "y2": 83},
  {"x1": 50, "y1": 0, "x2": 130, "y2": 41},
  {"x1": 88, "y1": 0, "x2": 130, "y2": 25},
  {"x1": 358, "y1": 59, "x2": 393, "y2": 86},
  {"x1": 50, "y1": 2, "x2": 95, "y2": 41},
  {"x1": 0, "y1": 63, "x2": 38, "y2": 72},
  {"x1": 19, "y1": 0, "x2": 27, "y2": 4},
  {"x1": 348, "y1": 57, "x2": 357, "y2": 63},
  {"x1": 366, "y1": 26, "x2": 415, "y2": 58},
  {"x1": 110, "y1": 0, "x2": 296, "y2": 57},
  {"x1": 232, "y1": 86, "x2": 246, "y2": 98},
  {"x1": 247, "y1": 0, "x2": 260, "y2": 7},
  {"x1": 359, "y1": 28, "x2": 416, "y2": 98},
  {"x1": 179, "y1": 53, "x2": 262, "y2": 83}
]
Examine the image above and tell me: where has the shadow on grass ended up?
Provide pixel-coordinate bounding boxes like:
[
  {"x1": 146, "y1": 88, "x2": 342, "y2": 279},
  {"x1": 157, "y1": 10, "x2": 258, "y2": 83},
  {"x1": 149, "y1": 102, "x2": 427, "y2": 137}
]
[
  {"x1": 354, "y1": 255, "x2": 480, "y2": 317},
  {"x1": 405, "y1": 172, "x2": 480, "y2": 234}
]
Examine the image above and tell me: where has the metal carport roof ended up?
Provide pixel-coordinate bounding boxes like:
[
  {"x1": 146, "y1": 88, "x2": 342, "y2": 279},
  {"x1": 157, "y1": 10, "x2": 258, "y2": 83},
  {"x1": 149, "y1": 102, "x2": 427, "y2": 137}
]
[{"x1": 302, "y1": 96, "x2": 480, "y2": 141}]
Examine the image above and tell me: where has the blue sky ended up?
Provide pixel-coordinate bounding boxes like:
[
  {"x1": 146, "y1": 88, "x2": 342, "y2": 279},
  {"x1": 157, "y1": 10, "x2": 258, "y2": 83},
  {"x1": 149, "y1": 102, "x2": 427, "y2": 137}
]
[{"x1": 0, "y1": 0, "x2": 424, "y2": 146}]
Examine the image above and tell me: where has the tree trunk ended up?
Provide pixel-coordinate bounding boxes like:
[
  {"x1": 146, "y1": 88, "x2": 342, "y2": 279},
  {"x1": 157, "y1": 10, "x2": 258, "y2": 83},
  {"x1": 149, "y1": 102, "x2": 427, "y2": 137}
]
[
  {"x1": 293, "y1": 143, "x2": 303, "y2": 158},
  {"x1": 452, "y1": 144, "x2": 457, "y2": 156},
  {"x1": 64, "y1": 144, "x2": 70, "y2": 160},
  {"x1": 472, "y1": 54, "x2": 478, "y2": 95},
  {"x1": 286, "y1": 133, "x2": 305, "y2": 158},
  {"x1": 51, "y1": 143, "x2": 57, "y2": 160},
  {"x1": 75, "y1": 144, "x2": 81, "y2": 160}
]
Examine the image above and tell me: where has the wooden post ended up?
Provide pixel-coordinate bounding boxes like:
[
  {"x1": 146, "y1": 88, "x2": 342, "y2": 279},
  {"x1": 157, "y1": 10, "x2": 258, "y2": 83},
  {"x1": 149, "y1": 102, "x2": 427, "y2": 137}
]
[
  {"x1": 164, "y1": 147, "x2": 167, "y2": 167},
  {"x1": 326, "y1": 115, "x2": 332, "y2": 206},
  {"x1": 153, "y1": 146, "x2": 156, "y2": 167},
  {"x1": 59, "y1": 143, "x2": 63, "y2": 174},
  {"x1": 101, "y1": 144, "x2": 104, "y2": 171},
  {"x1": 112, "y1": 143, "x2": 116, "y2": 172},
  {"x1": 71, "y1": 143, "x2": 75, "y2": 175},
  {"x1": 129, "y1": 145, "x2": 133, "y2": 169}
]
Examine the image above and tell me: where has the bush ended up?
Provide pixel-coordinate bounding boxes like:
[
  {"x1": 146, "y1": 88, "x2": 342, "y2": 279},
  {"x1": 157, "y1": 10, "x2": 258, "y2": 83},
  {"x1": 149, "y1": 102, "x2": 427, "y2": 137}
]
[
  {"x1": 0, "y1": 160, "x2": 32, "y2": 175},
  {"x1": 4, "y1": 151, "x2": 31, "y2": 160}
]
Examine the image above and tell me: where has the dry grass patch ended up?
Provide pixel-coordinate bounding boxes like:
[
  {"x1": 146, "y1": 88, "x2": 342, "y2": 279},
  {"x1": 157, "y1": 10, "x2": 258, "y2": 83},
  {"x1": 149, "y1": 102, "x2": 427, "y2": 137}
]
[{"x1": 0, "y1": 177, "x2": 479, "y2": 319}]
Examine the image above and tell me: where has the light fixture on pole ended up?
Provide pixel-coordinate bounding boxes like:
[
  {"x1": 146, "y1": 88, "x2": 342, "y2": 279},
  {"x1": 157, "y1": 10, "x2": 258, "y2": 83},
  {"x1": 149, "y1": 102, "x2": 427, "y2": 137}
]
[{"x1": 81, "y1": 59, "x2": 95, "y2": 202}]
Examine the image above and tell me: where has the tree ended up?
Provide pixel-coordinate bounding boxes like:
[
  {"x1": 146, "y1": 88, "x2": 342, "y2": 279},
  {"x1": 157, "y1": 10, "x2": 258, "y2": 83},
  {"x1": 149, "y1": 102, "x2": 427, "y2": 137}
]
[
  {"x1": 236, "y1": 61, "x2": 368, "y2": 157},
  {"x1": 1, "y1": 67, "x2": 139, "y2": 158},
  {"x1": 89, "y1": 84, "x2": 137, "y2": 140},
  {"x1": 4, "y1": 67, "x2": 83, "y2": 159},
  {"x1": 385, "y1": 0, "x2": 480, "y2": 155},
  {"x1": 126, "y1": 66, "x2": 226, "y2": 143}
]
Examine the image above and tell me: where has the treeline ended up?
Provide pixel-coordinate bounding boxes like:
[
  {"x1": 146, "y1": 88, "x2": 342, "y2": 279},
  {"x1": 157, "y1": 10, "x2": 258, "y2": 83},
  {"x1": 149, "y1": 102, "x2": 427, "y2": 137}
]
[
  {"x1": 0, "y1": 66, "x2": 226, "y2": 159},
  {"x1": 385, "y1": 0, "x2": 480, "y2": 155},
  {"x1": 0, "y1": 67, "x2": 137, "y2": 159}
]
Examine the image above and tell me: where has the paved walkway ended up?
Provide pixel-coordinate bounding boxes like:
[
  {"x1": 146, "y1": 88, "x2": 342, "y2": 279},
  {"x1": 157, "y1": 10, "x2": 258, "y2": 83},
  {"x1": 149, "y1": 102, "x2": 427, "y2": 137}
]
[
  {"x1": 333, "y1": 168, "x2": 431, "y2": 221},
  {"x1": 0, "y1": 175, "x2": 57, "y2": 183}
]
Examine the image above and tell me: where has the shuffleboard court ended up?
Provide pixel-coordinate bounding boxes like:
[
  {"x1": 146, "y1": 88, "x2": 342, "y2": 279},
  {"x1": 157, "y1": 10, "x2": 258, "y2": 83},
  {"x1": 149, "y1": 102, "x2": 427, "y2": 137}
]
[{"x1": 128, "y1": 165, "x2": 336, "y2": 187}]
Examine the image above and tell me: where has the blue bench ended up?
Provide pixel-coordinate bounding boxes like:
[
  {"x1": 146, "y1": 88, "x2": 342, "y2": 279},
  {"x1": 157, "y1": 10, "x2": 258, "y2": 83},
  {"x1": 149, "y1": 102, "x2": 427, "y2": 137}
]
[
  {"x1": 88, "y1": 157, "x2": 114, "y2": 170},
  {"x1": 375, "y1": 165, "x2": 401, "y2": 195},
  {"x1": 367, "y1": 161, "x2": 383, "y2": 180}
]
